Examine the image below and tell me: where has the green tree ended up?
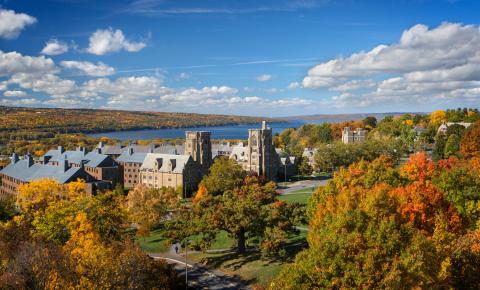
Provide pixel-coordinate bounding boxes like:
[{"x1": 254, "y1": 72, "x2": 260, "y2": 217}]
[
  {"x1": 444, "y1": 134, "x2": 462, "y2": 158},
  {"x1": 297, "y1": 156, "x2": 313, "y2": 176},
  {"x1": 186, "y1": 175, "x2": 302, "y2": 254},
  {"x1": 362, "y1": 116, "x2": 377, "y2": 129},
  {"x1": 0, "y1": 196, "x2": 16, "y2": 222},
  {"x1": 433, "y1": 133, "x2": 446, "y2": 161},
  {"x1": 200, "y1": 157, "x2": 246, "y2": 195}
]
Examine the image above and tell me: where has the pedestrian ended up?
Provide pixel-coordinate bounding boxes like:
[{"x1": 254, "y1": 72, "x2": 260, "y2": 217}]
[{"x1": 175, "y1": 245, "x2": 179, "y2": 254}]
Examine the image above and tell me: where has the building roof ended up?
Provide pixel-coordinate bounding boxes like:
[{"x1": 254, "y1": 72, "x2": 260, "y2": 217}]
[
  {"x1": 116, "y1": 150, "x2": 148, "y2": 164},
  {"x1": 0, "y1": 158, "x2": 86, "y2": 183},
  {"x1": 140, "y1": 153, "x2": 192, "y2": 173},
  {"x1": 45, "y1": 148, "x2": 112, "y2": 167}
]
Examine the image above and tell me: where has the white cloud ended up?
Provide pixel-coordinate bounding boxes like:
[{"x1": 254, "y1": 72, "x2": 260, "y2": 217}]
[
  {"x1": 8, "y1": 73, "x2": 77, "y2": 98},
  {"x1": 0, "y1": 50, "x2": 57, "y2": 77},
  {"x1": 0, "y1": 9, "x2": 36, "y2": 39},
  {"x1": 61, "y1": 61, "x2": 115, "y2": 77},
  {"x1": 3, "y1": 90, "x2": 27, "y2": 97},
  {"x1": 41, "y1": 39, "x2": 69, "y2": 56},
  {"x1": 303, "y1": 22, "x2": 480, "y2": 108},
  {"x1": 0, "y1": 98, "x2": 40, "y2": 106},
  {"x1": 287, "y1": 81, "x2": 301, "y2": 89},
  {"x1": 256, "y1": 74, "x2": 272, "y2": 82},
  {"x1": 87, "y1": 28, "x2": 146, "y2": 55}
]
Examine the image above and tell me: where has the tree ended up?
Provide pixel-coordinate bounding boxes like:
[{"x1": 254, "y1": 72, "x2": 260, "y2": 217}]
[
  {"x1": 433, "y1": 133, "x2": 446, "y2": 161},
  {"x1": 362, "y1": 116, "x2": 377, "y2": 129},
  {"x1": 461, "y1": 121, "x2": 480, "y2": 158},
  {"x1": 185, "y1": 175, "x2": 302, "y2": 254},
  {"x1": 0, "y1": 196, "x2": 16, "y2": 221},
  {"x1": 431, "y1": 110, "x2": 447, "y2": 125},
  {"x1": 297, "y1": 156, "x2": 313, "y2": 176},
  {"x1": 126, "y1": 185, "x2": 180, "y2": 236},
  {"x1": 272, "y1": 183, "x2": 440, "y2": 289},
  {"x1": 444, "y1": 134, "x2": 462, "y2": 158},
  {"x1": 200, "y1": 157, "x2": 246, "y2": 195},
  {"x1": 0, "y1": 178, "x2": 182, "y2": 289}
]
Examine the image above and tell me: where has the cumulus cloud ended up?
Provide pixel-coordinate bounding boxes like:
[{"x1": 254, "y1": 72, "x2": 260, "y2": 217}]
[
  {"x1": 0, "y1": 9, "x2": 36, "y2": 39},
  {"x1": 61, "y1": 61, "x2": 115, "y2": 77},
  {"x1": 41, "y1": 39, "x2": 69, "y2": 56},
  {"x1": 0, "y1": 50, "x2": 57, "y2": 77},
  {"x1": 87, "y1": 28, "x2": 146, "y2": 55},
  {"x1": 303, "y1": 22, "x2": 480, "y2": 108},
  {"x1": 3, "y1": 90, "x2": 27, "y2": 97},
  {"x1": 256, "y1": 74, "x2": 272, "y2": 82}
]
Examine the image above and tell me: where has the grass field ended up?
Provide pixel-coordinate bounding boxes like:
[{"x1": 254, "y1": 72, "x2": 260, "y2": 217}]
[
  {"x1": 137, "y1": 228, "x2": 170, "y2": 253},
  {"x1": 188, "y1": 231, "x2": 307, "y2": 287},
  {"x1": 278, "y1": 187, "x2": 315, "y2": 204}
]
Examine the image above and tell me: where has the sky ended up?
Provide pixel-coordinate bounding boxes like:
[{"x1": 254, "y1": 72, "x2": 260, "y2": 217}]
[{"x1": 0, "y1": 0, "x2": 479, "y2": 117}]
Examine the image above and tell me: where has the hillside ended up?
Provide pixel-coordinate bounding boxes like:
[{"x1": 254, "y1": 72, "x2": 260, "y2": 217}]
[{"x1": 0, "y1": 106, "x2": 270, "y2": 134}]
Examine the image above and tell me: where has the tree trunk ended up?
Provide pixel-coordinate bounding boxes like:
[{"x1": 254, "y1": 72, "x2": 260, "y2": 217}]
[{"x1": 237, "y1": 228, "x2": 246, "y2": 254}]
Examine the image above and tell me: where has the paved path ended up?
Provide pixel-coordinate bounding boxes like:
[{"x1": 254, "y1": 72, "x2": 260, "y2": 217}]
[
  {"x1": 149, "y1": 244, "x2": 249, "y2": 290},
  {"x1": 277, "y1": 179, "x2": 330, "y2": 194}
]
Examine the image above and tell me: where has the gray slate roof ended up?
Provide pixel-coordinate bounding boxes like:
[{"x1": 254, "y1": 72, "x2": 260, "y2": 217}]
[
  {"x1": 45, "y1": 149, "x2": 112, "y2": 167},
  {"x1": 0, "y1": 159, "x2": 86, "y2": 183},
  {"x1": 141, "y1": 153, "x2": 191, "y2": 173},
  {"x1": 116, "y1": 151, "x2": 148, "y2": 164}
]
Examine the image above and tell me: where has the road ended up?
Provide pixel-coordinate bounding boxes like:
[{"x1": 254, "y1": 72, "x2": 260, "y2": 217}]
[{"x1": 149, "y1": 245, "x2": 249, "y2": 290}]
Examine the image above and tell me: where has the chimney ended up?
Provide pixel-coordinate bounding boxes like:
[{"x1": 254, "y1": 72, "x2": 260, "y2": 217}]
[
  {"x1": 11, "y1": 153, "x2": 19, "y2": 164},
  {"x1": 26, "y1": 154, "x2": 34, "y2": 167},
  {"x1": 82, "y1": 147, "x2": 87, "y2": 155},
  {"x1": 262, "y1": 121, "x2": 267, "y2": 130},
  {"x1": 98, "y1": 141, "x2": 105, "y2": 148},
  {"x1": 58, "y1": 146, "x2": 65, "y2": 154},
  {"x1": 96, "y1": 148, "x2": 102, "y2": 154},
  {"x1": 128, "y1": 147, "x2": 134, "y2": 155},
  {"x1": 63, "y1": 159, "x2": 70, "y2": 172}
]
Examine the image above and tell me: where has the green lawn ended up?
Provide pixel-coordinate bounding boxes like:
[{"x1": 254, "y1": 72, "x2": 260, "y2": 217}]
[
  {"x1": 278, "y1": 187, "x2": 315, "y2": 204},
  {"x1": 189, "y1": 251, "x2": 284, "y2": 287},
  {"x1": 188, "y1": 231, "x2": 307, "y2": 287},
  {"x1": 137, "y1": 228, "x2": 170, "y2": 253}
]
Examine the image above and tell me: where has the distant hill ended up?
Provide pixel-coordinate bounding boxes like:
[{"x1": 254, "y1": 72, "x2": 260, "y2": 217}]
[
  {"x1": 283, "y1": 112, "x2": 424, "y2": 123},
  {"x1": 0, "y1": 106, "x2": 274, "y2": 135}
]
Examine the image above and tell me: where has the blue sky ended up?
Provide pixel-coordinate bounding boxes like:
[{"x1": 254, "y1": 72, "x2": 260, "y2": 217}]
[{"x1": 0, "y1": 0, "x2": 479, "y2": 116}]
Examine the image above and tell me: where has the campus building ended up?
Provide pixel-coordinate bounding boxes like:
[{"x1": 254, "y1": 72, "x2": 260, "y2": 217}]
[
  {"x1": 342, "y1": 127, "x2": 366, "y2": 144},
  {"x1": 0, "y1": 153, "x2": 98, "y2": 198},
  {"x1": 229, "y1": 121, "x2": 297, "y2": 181}
]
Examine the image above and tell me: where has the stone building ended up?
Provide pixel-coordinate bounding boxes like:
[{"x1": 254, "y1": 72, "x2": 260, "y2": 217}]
[
  {"x1": 184, "y1": 131, "x2": 212, "y2": 175},
  {"x1": 0, "y1": 153, "x2": 99, "y2": 198},
  {"x1": 230, "y1": 121, "x2": 284, "y2": 181},
  {"x1": 139, "y1": 153, "x2": 203, "y2": 195},
  {"x1": 342, "y1": 127, "x2": 366, "y2": 144}
]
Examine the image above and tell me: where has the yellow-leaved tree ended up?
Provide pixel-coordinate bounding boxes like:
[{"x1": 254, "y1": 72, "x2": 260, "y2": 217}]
[{"x1": 431, "y1": 110, "x2": 447, "y2": 125}]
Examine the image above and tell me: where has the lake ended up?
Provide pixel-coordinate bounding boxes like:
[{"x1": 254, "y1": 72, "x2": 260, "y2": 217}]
[{"x1": 87, "y1": 121, "x2": 305, "y2": 140}]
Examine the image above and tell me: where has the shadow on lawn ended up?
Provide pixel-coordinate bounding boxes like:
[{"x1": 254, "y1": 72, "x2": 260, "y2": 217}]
[{"x1": 198, "y1": 238, "x2": 308, "y2": 271}]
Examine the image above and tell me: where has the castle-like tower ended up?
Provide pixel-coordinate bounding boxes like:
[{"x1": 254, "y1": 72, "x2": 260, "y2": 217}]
[
  {"x1": 185, "y1": 131, "x2": 212, "y2": 174},
  {"x1": 246, "y1": 121, "x2": 277, "y2": 181}
]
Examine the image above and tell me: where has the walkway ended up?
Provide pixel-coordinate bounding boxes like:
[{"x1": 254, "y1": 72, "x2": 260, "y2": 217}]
[{"x1": 149, "y1": 244, "x2": 249, "y2": 290}]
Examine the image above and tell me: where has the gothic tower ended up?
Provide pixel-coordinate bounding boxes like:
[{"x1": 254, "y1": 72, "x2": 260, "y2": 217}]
[
  {"x1": 247, "y1": 121, "x2": 277, "y2": 181},
  {"x1": 185, "y1": 131, "x2": 212, "y2": 174}
]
